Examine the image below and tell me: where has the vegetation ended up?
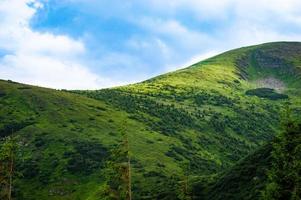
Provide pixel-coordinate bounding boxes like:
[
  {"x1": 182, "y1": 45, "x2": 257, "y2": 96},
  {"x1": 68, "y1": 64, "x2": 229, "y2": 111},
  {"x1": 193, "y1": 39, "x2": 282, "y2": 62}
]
[
  {"x1": 246, "y1": 88, "x2": 288, "y2": 100},
  {"x1": 262, "y1": 121, "x2": 301, "y2": 199},
  {"x1": 64, "y1": 140, "x2": 108, "y2": 175},
  {"x1": 0, "y1": 136, "x2": 18, "y2": 200},
  {"x1": 0, "y1": 42, "x2": 301, "y2": 199},
  {"x1": 99, "y1": 125, "x2": 132, "y2": 200},
  {"x1": 194, "y1": 144, "x2": 272, "y2": 200}
]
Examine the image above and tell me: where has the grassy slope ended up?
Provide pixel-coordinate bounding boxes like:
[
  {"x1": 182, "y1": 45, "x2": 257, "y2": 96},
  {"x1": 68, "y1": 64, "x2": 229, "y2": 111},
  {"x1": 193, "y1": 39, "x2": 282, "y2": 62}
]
[
  {"x1": 0, "y1": 80, "x2": 158, "y2": 200},
  {"x1": 78, "y1": 42, "x2": 301, "y2": 198},
  {"x1": 1, "y1": 42, "x2": 301, "y2": 199},
  {"x1": 203, "y1": 144, "x2": 272, "y2": 200}
]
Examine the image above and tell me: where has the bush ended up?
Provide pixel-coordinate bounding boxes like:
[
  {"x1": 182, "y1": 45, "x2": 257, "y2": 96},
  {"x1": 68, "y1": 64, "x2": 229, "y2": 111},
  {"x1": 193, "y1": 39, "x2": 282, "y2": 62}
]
[
  {"x1": 246, "y1": 88, "x2": 288, "y2": 100},
  {"x1": 0, "y1": 90, "x2": 6, "y2": 97},
  {"x1": 0, "y1": 119, "x2": 35, "y2": 137},
  {"x1": 65, "y1": 140, "x2": 108, "y2": 174}
]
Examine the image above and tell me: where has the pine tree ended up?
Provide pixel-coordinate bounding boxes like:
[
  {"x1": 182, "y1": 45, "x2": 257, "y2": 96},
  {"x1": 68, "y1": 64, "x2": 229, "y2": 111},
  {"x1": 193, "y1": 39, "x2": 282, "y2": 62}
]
[
  {"x1": 178, "y1": 161, "x2": 192, "y2": 200},
  {"x1": 0, "y1": 136, "x2": 17, "y2": 200},
  {"x1": 100, "y1": 123, "x2": 132, "y2": 200},
  {"x1": 262, "y1": 121, "x2": 301, "y2": 200},
  {"x1": 123, "y1": 129, "x2": 132, "y2": 200}
]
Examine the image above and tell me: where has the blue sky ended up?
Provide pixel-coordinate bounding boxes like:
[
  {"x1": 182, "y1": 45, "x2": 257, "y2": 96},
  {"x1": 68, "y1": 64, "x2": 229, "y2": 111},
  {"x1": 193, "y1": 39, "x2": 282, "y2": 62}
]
[{"x1": 1, "y1": 0, "x2": 301, "y2": 89}]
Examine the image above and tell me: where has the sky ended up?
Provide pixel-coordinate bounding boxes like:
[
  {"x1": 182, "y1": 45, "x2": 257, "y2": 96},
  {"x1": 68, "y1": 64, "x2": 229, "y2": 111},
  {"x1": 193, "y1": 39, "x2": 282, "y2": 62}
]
[{"x1": 1, "y1": 0, "x2": 301, "y2": 89}]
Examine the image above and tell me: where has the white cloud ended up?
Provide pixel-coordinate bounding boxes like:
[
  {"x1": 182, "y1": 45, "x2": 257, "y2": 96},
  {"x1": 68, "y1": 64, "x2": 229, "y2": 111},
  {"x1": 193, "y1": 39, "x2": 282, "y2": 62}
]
[
  {"x1": 0, "y1": 54, "x2": 102, "y2": 89},
  {"x1": 2, "y1": 0, "x2": 301, "y2": 89},
  {"x1": 180, "y1": 51, "x2": 220, "y2": 68},
  {"x1": 134, "y1": 17, "x2": 217, "y2": 58},
  {"x1": 139, "y1": 18, "x2": 204, "y2": 40},
  {"x1": 0, "y1": 0, "x2": 115, "y2": 89},
  {"x1": 142, "y1": 0, "x2": 301, "y2": 20},
  {"x1": 163, "y1": 50, "x2": 220, "y2": 72},
  {"x1": 144, "y1": 0, "x2": 233, "y2": 19}
]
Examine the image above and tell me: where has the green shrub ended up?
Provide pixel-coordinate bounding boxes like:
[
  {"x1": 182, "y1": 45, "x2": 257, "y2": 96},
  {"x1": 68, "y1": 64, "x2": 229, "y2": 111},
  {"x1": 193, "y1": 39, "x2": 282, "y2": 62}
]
[
  {"x1": 246, "y1": 88, "x2": 288, "y2": 100},
  {"x1": 65, "y1": 140, "x2": 108, "y2": 174}
]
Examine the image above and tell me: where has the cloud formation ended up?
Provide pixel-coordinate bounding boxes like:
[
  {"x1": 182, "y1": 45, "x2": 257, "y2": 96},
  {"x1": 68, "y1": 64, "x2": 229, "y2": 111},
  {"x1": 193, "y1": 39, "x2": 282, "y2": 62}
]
[
  {"x1": 1, "y1": 0, "x2": 301, "y2": 89},
  {"x1": 0, "y1": 0, "x2": 122, "y2": 89}
]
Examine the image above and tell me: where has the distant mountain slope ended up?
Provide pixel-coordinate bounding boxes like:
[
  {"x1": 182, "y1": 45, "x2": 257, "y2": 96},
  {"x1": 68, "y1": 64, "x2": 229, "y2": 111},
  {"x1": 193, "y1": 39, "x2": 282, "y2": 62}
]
[
  {"x1": 203, "y1": 144, "x2": 272, "y2": 200},
  {"x1": 0, "y1": 42, "x2": 301, "y2": 199},
  {"x1": 195, "y1": 120, "x2": 301, "y2": 200},
  {"x1": 78, "y1": 42, "x2": 301, "y2": 197}
]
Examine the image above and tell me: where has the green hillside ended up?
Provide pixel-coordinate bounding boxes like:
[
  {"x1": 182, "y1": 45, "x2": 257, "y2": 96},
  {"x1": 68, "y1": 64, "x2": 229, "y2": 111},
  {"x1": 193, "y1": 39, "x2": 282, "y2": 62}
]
[
  {"x1": 1, "y1": 42, "x2": 301, "y2": 199},
  {"x1": 202, "y1": 144, "x2": 272, "y2": 200},
  {"x1": 197, "y1": 120, "x2": 301, "y2": 200}
]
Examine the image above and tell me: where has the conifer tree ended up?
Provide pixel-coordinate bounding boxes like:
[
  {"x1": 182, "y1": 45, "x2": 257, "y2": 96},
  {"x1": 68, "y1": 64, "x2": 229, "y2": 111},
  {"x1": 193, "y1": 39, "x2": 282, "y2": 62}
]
[
  {"x1": 178, "y1": 161, "x2": 192, "y2": 200},
  {"x1": 100, "y1": 123, "x2": 132, "y2": 200},
  {"x1": 262, "y1": 121, "x2": 301, "y2": 199},
  {"x1": 0, "y1": 135, "x2": 17, "y2": 200},
  {"x1": 122, "y1": 128, "x2": 132, "y2": 200}
]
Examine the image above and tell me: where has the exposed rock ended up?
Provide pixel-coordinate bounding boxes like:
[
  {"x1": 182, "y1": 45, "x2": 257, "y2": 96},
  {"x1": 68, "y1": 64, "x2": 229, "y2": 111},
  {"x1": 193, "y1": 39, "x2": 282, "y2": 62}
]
[{"x1": 254, "y1": 50, "x2": 288, "y2": 69}]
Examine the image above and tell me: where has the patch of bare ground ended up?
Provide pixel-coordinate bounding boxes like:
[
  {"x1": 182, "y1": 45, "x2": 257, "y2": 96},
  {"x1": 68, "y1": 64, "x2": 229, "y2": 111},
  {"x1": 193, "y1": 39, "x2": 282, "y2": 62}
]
[{"x1": 255, "y1": 77, "x2": 286, "y2": 92}]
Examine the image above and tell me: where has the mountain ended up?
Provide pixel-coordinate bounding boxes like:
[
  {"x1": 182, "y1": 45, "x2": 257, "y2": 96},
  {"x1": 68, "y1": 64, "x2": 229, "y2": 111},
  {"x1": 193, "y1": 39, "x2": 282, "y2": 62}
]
[{"x1": 0, "y1": 42, "x2": 301, "y2": 199}]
